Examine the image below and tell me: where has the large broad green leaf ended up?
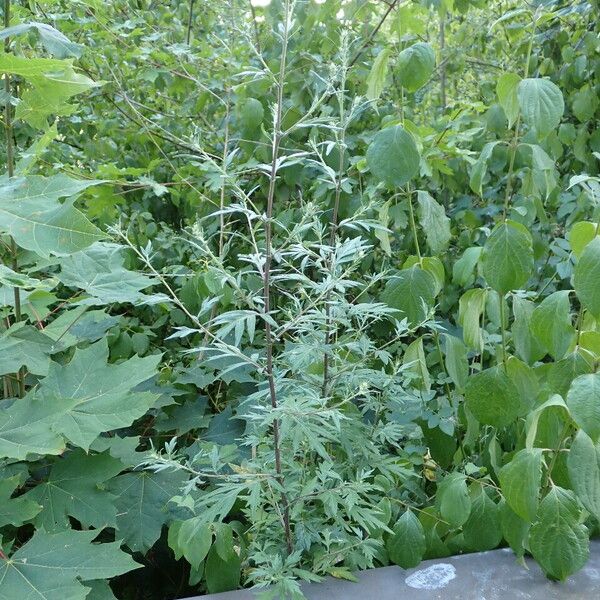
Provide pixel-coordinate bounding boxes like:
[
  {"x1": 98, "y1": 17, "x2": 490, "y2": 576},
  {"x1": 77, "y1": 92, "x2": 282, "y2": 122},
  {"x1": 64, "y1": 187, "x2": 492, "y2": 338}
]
[
  {"x1": 0, "y1": 529, "x2": 140, "y2": 600},
  {"x1": 387, "y1": 509, "x2": 426, "y2": 568},
  {"x1": 458, "y1": 288, "x2": 487, "y2": 350},
  {"x1": 499, "y1": 448, "x2": 543, "y2": 521},
  {"x1": 480, "y1": 220, "x2": 533, "y2": 294},
  {"x1": 416, "y1": 191, "x2": 451, "y2": 254},
  {"x1": 464, "y1": 366, "x2": 521, "y2": 427},
  {"x1": 239, "y1": 98, "x2": 264, "y2": 132},
  {"x1": 567, "y1": 430, "x2": 600, "y2": 523},
  {"x1": 0, "y1": 323, "x2": 54, "y2": 376},
  {"x1": 175, "y1": 517, "x2": 213, "y2": 570},
  {"x1": 0, "y1": 395, "x2": 67, "y2": 460},
  {"x1": 469, "y1": 141, "x2": 501, "y2": 197},
  {"x1": 0, "y1": 476, "x2": 41, "y2": 527},
  {"x1": 548, "y1": 350, "x2": 594, "y2": 397},
  {"x1": 18, "y1": 68, "x2": 102, "y2": 129},
  {"x1": 32, "y1": 339, "x2": 161, "y2": 450},
  {"x1": 463, "y1": 485, "x2": 502, "y2": 552},
  {"x1": 0, "y1": 264, "x2": 42, "y2": 289},
  {"x1": 436, "y1": 472, "x2": 471, "y2": 527},
  {"x1": 205, "y1": 543, "x2": 241, "y2": 594},
  {"x1": 512, "y1": 297, "x2": 545, "y2": 364},
  {"x1": 0, "y1": 52, "x2": 67, "y2": 76},
  {"x1": 0, "y1": 175, "x2": 103, "y2": 257},
  {"x1": 574, "y1": 237, "x2": 600, "y2": 318},
  {"x1": 525, "y1": 394, "x2": 569, "y2": 451},
  {"x1": 517, "y1": 78, "x2": 564, "y2": 138},
  {"x1": 110, "y1": 470, "x2": 187, "y2": 553},
  {"x1": 366, "y1": 125, "x2": 420, "y2": 187},
  {"x1": 500, "y1": 501, "x2": 529, "y2": 559},
  {"x1": 25, "y1": 450, "x2": 123, "y2": 531},
  {"x1": 43, "y1": 307, "x2": 119, "y2": 351},
  {"x1": 381, "y1": 266, "x2": 436, "y2": 326},
  {"x1": 396, "y1": 42, "x2": 435, "y2": 92},
  {"x1": 496, "y1": 72, "x2": 521, "y2": 128},
  {"x1": 0, "y1": 23, "x2": 83, "y2": 58},
  {"x1": 57, "y1": 243, "x2": 169, "y2": 306},
  {"x1": 366, "y1": 48, "x2": 391, "y2": 100},
  {"x1": 529, "y1": 487, "x2": 589, "y2": 581},
  {"x1": 530, "y1": 291, "x2": 575, "y2": 360},
  {"x1": 569, "y1": 221, "x2": 598, "y2": 259},
  {"x1": 566, "y1": 373, "x2": 600, "y2": 442},
  {"x1": 443, "y1": 334, "x2": 468, "y2": 389}
]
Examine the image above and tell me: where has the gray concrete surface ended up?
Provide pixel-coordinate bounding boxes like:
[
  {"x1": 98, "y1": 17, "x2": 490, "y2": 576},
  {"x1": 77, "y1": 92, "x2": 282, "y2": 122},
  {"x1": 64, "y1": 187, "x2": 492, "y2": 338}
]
[{"x1": 184, "y1": 541, "x2": 600, "y2": 599}]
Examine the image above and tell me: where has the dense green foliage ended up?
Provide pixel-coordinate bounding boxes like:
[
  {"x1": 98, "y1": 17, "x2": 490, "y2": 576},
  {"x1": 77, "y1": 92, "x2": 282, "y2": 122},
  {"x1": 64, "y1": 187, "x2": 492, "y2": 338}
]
[{"x1": 0, "y1": 0, "x2": 599, "y2": 598}]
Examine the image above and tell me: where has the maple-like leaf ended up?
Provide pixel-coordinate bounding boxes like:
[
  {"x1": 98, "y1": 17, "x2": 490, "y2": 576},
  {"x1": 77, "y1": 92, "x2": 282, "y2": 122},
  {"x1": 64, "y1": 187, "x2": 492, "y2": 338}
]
[
  {"x1": 0, "y1": 529, "x2": 140, "y2": 600},
  {"x1": 26, "y1": 450, "x2": 123, "y2": 531}
]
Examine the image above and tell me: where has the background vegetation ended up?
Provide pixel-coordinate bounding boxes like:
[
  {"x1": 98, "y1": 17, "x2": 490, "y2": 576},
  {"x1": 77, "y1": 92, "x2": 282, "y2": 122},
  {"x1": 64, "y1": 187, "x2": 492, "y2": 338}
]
[{"x1": 0, "y1": 0, "x2": 599, "y2": 598}]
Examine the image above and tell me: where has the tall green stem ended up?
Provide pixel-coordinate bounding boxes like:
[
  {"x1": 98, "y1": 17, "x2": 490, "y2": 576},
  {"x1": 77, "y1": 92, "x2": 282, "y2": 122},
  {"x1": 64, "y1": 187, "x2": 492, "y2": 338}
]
[
  {"x1": 322, "y1": 45, "x2": 348, "y2": 399},
  {"x1": 263, "y1": 0, "x2": 292, "y2": 555},
  {"x1": 502, "y1": 18, "x2": 535, "y2": 219},
  {"x1": 3, "y1": 0, "x2": 24, "y2": 398},
  {"x1": 406, "y1": 186, "x2": 421, "y2": 262}
]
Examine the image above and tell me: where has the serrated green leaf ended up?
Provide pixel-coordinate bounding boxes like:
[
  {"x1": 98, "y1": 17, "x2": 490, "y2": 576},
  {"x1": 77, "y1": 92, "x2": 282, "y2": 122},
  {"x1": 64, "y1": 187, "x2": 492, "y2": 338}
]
[
  {"x1": 58, "y1": 243, "x2": 169, "y2": 306},
  {"x1": 574, "y1": 237, "x2": 600, "y2": 318},
  {"x1": 25, "y1": 450, "x2": 123, "y2": 531},
  {"x1": 525, "y1": 394, "x2": 569, "y2": 451},
  {"x1": 500, "y1": 500, "x2": 529, "y2": 559},
  {"x1": 0, "y1": 395, "x2": 66, "y2": 460},
  {"x1": 452, "y1": 246, "x2": 482, "y2": 287},
  {"x1": 0, "y1": 52, "x2": 67, "y2": 76},
  {"x1": 18, "y1": 68, "x2": 101, "y2": 129},
  {"x1": 396, "y1": 42, "x2": 435, "y2": 92},
  {"x1": 0, "y1": 264, "x2": 41, "y2": 288},
  {"x1": 469, "y1": 141, "x2": 500, "y2": 197},
  {"x1": 443, "y1": 334, "x2": 468, "y2": 389},
  {"x1": 566, "y1": 373, "x2": 600, "y2": 442},
  {"x1": 458, "y1": 288, "x2": 487, "y2": 350},
  {"x1": 530, "y1": 290, "x2": 575, "y2": 361},
  {"x1": 239, "y1": 97, "x2": 264, "y2": 132},
  {"x1": 499, "y1": 448, "x2": 543, "y2": 521},
  {"x1": 436, "y1": 472, "x2": 471, "y2": 527},
  {"x1": 110, "y1": 470, "x2": 187, "y2": 553},
  {"x1": 366, "y1": 48, "x2": 391, "y2": 100},
  {"x1": 386, "y1": 509, "x2": 426, "y2": 568},
  {"x1": 404, "y1": 335, "x2": 430, "y2": 391},
  {"x1": 0, "y1": 323, "x2": 54, "y2": 376},
  {"x1": 381, "y1": 266, "x2": 436, "y2": 325},
  {"x1": 569, "y1": 221, "x2": 598, "y2": 258},
  {"x1": 0, "y1": 175, "x2": 103, "y2": 257},
  {"x1": 33, "y1": 339, "x2": 162, "y2": 450},
  {"x1": 0, "y1": 529, "x2": 140, "y2": 600},
  {"x1": 481, "y1": 220, "x2": 533, "y2": 294},
  {"x1": 512, "y1": 296, "x2": 545, "y2": 364},
  {"x1": 366, "y1": 125, "x2": 420, "y2": 188},
  {"x1": 416, "y1": 190, "x2": 451, "y2": 254},
  {"x1": 465, "y1": 366, "x2": 521, "y2": 427},
  {"x1": 567, "y1": 430, "x2": 600, "y2": 523},
  {"x1": 529, "y1": 487, "x2": 589, "y2": 581},
  {"x1": 496, "y1": 72, "x2": 521, "y2": 128},
  {"x1": 0, "y1": 23, "x2": 83, "y2": 58},
  {"x1": 177, "y1": 517, "x2": 213, "y2": 570},
  {"x1": 0, "y1": 476, "x2": 41, "y2": 527},
  {"x1": 463, "y1": 485, "x2": 502, "y2": 551},
  {"x1": 517, "y1": 78, "x2": 564, "y2": 138},
  {"x1": 205, "y1": 543, "x2": 241, "y2": 594}
]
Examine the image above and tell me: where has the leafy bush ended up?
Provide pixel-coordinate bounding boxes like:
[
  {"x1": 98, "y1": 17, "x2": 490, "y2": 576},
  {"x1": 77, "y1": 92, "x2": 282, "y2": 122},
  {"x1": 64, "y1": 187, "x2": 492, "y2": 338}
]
[{"x1": 0, "y1": 1, "x2": 599, "y2": 599}]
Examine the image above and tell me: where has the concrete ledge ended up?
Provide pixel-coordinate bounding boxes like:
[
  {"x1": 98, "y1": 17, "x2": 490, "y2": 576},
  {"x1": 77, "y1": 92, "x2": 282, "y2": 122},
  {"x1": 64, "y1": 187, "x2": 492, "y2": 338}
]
[{"x1": 185, "y1": 541, "x2": 600, "y2": 599}]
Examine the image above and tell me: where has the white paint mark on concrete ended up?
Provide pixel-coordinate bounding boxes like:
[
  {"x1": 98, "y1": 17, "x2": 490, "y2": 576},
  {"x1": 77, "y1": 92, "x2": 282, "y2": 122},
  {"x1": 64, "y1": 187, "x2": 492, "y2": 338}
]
[{"x1": 405, "y1": 563, "x2": 457, "y2": 590}]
